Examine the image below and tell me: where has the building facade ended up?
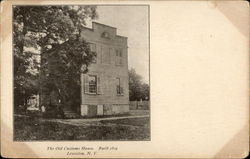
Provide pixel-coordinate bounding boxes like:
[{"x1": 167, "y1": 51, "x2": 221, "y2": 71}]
[
  {"x1": 40, "y1": 22, "x2": 129, "y2": 117},
  {"x1": 80, "y1": 22, "x2": 129, "y2": 117}
]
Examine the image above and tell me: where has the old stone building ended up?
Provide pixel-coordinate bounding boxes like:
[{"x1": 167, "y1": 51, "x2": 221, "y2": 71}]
[
  {"x1": 41, "y1": 22, "x2": 129, "y2": 117},
  {"x1": 80, "y1": 22, "x2": 129, "y2": 116}
]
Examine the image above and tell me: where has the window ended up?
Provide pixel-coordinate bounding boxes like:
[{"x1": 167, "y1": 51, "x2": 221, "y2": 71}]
[
  {"x1": 116, "y1": 78, "x2": 124, "y2": 95},
  {"x1": 89, "y1": 43, "x2": 96, "y2": 52},
  {"x1": 116, "y1": 49, "x2": 122, "y2": 57},
  {"x1": 101, "y1": 32, "x2": 110, "y2": 39},
  {"x1": 89, "y1": 43, "x2": 97, "y2": 63},
  {"x1": 101, "y1": 46, "x2": 111, "y2": 64},
  {"x1": 88, "y1": 75, "x2": 97, "y2": 93},
  {"x1": 84, "y1": 74, "x2": 101, "y2": 94},
  {"x1": 115, "y1": 49, "x2": 123, "y2": 65}
]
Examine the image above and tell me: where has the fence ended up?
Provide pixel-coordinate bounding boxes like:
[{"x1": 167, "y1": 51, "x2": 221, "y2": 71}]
[{"x1": 129, "y1": 101, "x2": 149, "y2": 110}]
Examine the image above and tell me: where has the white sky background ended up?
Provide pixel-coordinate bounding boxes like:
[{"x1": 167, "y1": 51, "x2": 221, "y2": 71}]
[{"x1": 85, "y1": 6, "x2": 149, "y2": 84}]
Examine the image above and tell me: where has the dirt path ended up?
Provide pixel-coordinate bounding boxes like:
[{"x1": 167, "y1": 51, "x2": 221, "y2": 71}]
[
  {"x1": 15, "y1": 110, "x2": 150, "y2": 127},
  {"x1": 44, "y1": 115, "x2": 149, "y2": 126}
]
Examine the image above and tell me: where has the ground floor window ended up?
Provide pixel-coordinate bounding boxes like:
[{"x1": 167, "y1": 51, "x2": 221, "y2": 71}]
[
  {"x1": 88, "y1": 75, "x2": 97, "y2": 93},
  {"x1": 116, "y1": 78, "x2": 124, "y2": 95}
]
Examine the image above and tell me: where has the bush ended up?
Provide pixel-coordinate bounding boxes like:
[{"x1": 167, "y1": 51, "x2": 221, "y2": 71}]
[{"x1": 43, "y1": 105, "x2": 65, "y2": 119}]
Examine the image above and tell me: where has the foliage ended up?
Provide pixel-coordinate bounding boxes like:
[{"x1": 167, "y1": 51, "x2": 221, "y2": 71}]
[
  {"x1": 129, "y1": 68, "x2": 149, "y2": 101},
  {"x1": 13, "y1": 46, "x2": 39, "y2": 108},
  {"x1": 41, "y1": 39, "x2": 96, "y2": 110},
  {"x1": 13, "y1": 6, "x2": 98, "y2": 110}
]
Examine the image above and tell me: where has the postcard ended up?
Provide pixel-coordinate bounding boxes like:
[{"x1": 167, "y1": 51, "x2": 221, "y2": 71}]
[{"x1": 1, "y1": 0, "x2": 249, "y2": 158}]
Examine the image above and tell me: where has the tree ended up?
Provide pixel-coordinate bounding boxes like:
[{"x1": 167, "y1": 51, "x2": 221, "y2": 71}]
[
  {"x1": 13, "y1": 21, "x2": 40, "y2": 109},
  {"x1": 13, "y1": 6, "x2": 98, "y2": 111},
  {"x1": 140, "y1": 83, "x2": 150, "y2": 100},
  {"x1": 129, "y1": 68, "x2": 149, "y2": 101},
  {"x1": 40, "y1": 39, "x2": 95, "y2": 111}
]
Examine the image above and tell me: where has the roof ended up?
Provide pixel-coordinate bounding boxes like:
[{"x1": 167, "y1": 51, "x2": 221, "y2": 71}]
[
  {"x1": 92, "y1": 21, "x2": 117, "y2": 30},
  {"x1": 81, "y1": 22, "x2": 127, "y2": 39}
]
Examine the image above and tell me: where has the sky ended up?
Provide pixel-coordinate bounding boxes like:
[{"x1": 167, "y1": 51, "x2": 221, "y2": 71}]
[{"x1": 85, "y1": 6, "x2": 149, "y2": 83}]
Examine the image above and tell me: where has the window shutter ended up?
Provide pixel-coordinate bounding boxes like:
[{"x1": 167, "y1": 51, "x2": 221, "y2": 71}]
[
  {"x1": 120, "y1": 79, "x2": 124, "y2": 95},
  {"x1": 90, "y1": 43, "x2": 96, "y2": 52},
  {"x1": 101, "y1": 46, "x2": 103, "y2": 64},
  {"x1": 115, "y1": 49, "x2": 118, "y2": 65},
  {"x1": 120, "y1": 50, "x2": 122, "y2": 57},
  {"x1": 116, "y1": 56, "x2": 120, "y2": 65},
  {"x1": 90, "y1": 44, "x2": 97, "y2": 63},
  {"x1": 93, "y1": 44, "x2": 96, "y2": 52},
  {"x1": 120, "y1": 58, "x2": 122, "y2": 65},
  {"x1": 121, "y1": 87, "x2": 124, "y2": 95},
  {"x1": 81, "y1": 74, "x2": 84, "y2": 95},
  {"x1": 98, "y1": 46, "x2": 102, "y2": 64},
  {"x1": 108, "y1": 48, "x2": 111, "y2": 64},
  {"x1": 116, "y1": 49, "x2": 119, "y2": 56},
  {"x1": 84, "y1": 74, "x2": 89, "y2": 93},
  {"x1": 97, "y1": 75, "x2": 101, "y2": 94}
]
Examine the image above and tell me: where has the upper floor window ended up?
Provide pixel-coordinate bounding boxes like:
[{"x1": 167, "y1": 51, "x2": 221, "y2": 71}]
[
  {"x1": 116, "y1": 49, "x2": 122, "y2": 57},
  {"x1": 101, "y1": 46, "x2": 111, "y2": 64},
  {"x1": 101, "y1": 32, "x2": 110, "y2": 39},
  {"x1": 115, "y1": 49, "x2": 123, "y2": 66},
  {"x1": 89, "y1": 43, "x2": 97, "y2": 63}
]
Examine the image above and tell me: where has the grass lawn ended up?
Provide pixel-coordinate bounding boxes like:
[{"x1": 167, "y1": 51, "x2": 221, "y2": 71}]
[{"x1": 14, "y1": 116, "x2": 150, "y2": 141}]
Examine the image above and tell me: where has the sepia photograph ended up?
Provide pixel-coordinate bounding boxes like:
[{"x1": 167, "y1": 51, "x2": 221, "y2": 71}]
[
  {"x1": 2, "y1": 0, "x2": 248, "y2": 158},
  {"x1": 13, "y1": 5, "x2": 150, "y2": 141}
]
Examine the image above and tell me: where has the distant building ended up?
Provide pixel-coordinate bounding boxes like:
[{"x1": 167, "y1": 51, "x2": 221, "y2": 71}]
[{"x1": 41, "y1": 22, "x2": 129, "y2": 117}]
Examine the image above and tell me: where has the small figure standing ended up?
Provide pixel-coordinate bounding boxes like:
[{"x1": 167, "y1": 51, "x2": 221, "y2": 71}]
[{"x1": 41, "y1": 105, "x2": 46, "y2": 113}]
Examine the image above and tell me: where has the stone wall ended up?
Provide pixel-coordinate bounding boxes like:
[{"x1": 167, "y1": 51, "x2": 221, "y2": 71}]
[
  {"x1": 80, "y1": 22, "x2": 129, "y2": 117},
  {"x1": 81, "y1": 104, "x2": 129, "y2": 117}
]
